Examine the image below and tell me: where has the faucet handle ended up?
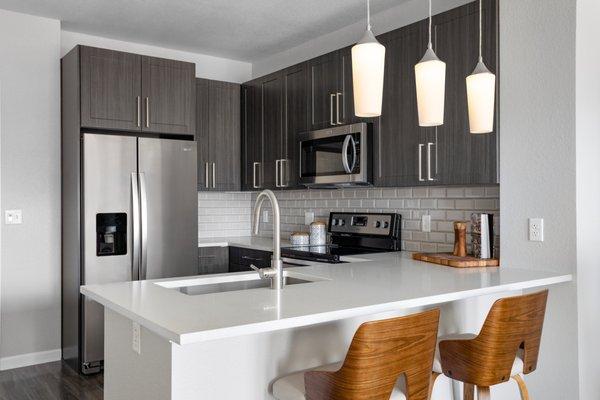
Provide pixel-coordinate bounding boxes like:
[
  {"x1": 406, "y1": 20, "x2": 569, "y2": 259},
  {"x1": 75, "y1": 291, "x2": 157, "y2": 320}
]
[
  {"x1": 249, "y1": 264, "x2": 277, "y2": 280},
  {"x1": 249, "y1": 264, "x2": 266, "y2": 279}
]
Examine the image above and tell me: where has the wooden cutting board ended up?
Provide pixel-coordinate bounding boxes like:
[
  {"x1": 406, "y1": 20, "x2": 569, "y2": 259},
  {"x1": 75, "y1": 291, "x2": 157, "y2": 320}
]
[{"x1": 412, "y1": 252, "x2": 500, "y2": 268}]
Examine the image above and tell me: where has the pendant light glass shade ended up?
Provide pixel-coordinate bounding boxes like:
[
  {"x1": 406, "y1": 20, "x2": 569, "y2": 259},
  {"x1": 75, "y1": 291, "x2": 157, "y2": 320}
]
[
  {"x1": 415, "y1": 46, "x2": 446, "y2": 126},
  {"x1": 466, "y1": 60, "x2": 495, "y2": 134},
  {"x1": 352, "y1": 29, "x2": 386, "y2": 117},
  {"x1": 352, "y1": 0, "x2": 385, "y2": 117},
  {"x1": 466, "y1": 0, "x2": 495, "y2": 134}
]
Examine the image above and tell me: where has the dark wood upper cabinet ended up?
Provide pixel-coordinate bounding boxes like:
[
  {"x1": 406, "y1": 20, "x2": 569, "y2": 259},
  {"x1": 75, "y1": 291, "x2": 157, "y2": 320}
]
[
  {"x1": 78, "y1": 46, "x2": 195, "y2": 136},
  {"x1": 260, "y1": 73, "x2": 284, "y2": 189},
  {"x1": 141, "y1": 56, "x2": 195, "y2": 135},
  {"x1": 433, "y1": 0, "x2": 498, "y2": 185},
  {"x1": 309, "y1": 52, "x2": 341, "y2": 129},
  {"x1": 282, "y1": 63, "x2": 309, "y2": 188},
  {"x1": 242, "y1": 83, "x2": 263, "y2": 190},
  {"x1": 375, "y1": 22, "x2": 431, "y2": 187},
  {"x1": 197, "y1": 78, "x2": 241, "y2": 191},
  {"x1": 80, "y1": 46, "x2": 142, "y2": 131}
]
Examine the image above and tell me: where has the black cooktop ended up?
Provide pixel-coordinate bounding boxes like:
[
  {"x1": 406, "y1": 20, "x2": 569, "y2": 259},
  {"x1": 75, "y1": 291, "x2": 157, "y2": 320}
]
[{"x1": 281, "y1": 244, "x2": 388, "y2": 264}]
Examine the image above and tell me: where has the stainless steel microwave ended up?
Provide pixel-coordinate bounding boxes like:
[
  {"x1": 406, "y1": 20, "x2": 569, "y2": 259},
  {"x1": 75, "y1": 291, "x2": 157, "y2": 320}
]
[{"x1": 297, "y1": 123, "x2": 372, "y2": 187}]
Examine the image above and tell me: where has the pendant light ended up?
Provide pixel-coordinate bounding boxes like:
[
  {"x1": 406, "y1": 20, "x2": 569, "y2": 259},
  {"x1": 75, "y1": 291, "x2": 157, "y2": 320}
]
[
  {"x1": 415, "y1": 0, "x2": 446, "y2": 127},
  {"x1": 352, "y1": 0, "x2": 386, "y2": 117},
  {"x1": 466, "y1": 0, "x2": 496, "y2": 134}
]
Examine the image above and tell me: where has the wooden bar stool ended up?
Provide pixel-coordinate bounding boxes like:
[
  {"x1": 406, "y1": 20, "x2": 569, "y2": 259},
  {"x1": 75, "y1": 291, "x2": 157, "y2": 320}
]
[
  {"x1": 433, "y1": 290, "x2": 549, "y2": 400},
  {"x1": 272, "y1": 309, "x2": 440, "y2": 400}
]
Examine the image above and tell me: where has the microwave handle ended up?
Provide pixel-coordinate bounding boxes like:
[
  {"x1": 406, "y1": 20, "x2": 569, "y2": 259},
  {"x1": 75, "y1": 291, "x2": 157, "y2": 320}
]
[{"x1": 342, "y1": 135, "x2": 356, "y2": 174}]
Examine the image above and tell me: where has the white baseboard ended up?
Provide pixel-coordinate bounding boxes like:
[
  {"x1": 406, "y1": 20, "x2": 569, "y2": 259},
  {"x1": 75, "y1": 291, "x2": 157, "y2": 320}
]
[{"x1": 0, "y1": 349, "x2": 62, "y2": 371}]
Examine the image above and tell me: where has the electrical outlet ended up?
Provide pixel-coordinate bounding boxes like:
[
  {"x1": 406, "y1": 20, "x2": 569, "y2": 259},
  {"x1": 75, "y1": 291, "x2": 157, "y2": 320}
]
[
  {"x1": 132, "y1": 322, "x2": 141, "y2": 354},
  {"x1": 529, "y1": 218, "x2": 544, "y2": 242},
  {"x1": 305, "y1": 211, "x2": 315, "y2": 225},
  {"x1": 422, "y1": 215, "x2": 431, "y2": 232},
  {"x1": 262, "y1": 210, "x2": 269, "y2": 223},
  {"x1": 4, "y1": 210, "x2": 22, "y2": 225}
]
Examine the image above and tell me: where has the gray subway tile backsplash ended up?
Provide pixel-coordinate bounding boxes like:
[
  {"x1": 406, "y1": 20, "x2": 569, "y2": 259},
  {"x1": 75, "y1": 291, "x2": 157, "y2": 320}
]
[{"x1": 198, "y1": 185, "x2": 500, "y2": 253}]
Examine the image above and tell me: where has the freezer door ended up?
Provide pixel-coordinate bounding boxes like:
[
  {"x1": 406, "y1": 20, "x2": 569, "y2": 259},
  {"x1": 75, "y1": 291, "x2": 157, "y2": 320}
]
[
  {"x1": 138, "y1": 137, "x2": 198, "y2": 279},
  {"x1": 82, "y1": 134, "x2": 138, "y2": 368}
]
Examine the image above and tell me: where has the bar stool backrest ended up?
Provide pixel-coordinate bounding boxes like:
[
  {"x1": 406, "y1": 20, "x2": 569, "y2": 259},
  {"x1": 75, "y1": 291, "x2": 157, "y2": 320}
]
[
  {"x1": 440, "y1": 290, "x2": 549, "y2": 387},
  {"x1": 304, "y1": 308, "x2": 440, "y2": 400}
]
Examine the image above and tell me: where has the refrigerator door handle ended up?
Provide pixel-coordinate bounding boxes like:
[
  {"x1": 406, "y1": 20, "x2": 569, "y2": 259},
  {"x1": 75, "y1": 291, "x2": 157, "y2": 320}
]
[
  {"x1": 131, "y1": 173, "x2": 141, "y2": 280},
  {"x1": 139, "y1": 172, "x2": 149, "y2": 280}
]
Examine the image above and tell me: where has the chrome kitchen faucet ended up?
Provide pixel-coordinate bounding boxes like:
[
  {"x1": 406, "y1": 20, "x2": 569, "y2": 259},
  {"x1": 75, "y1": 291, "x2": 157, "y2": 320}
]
[{"x1": 251, "y1": 190, "x2": 284, "y2": 290}]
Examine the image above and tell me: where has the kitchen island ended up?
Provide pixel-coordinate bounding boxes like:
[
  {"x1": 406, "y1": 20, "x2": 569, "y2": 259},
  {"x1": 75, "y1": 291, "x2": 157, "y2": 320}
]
[{"x1": 81, "y1": 252, "x2": 571, "y2": 400}]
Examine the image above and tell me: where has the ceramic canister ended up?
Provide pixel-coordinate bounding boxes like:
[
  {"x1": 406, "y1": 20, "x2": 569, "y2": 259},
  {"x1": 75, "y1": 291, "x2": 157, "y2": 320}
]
[
  {"x1": 290, "y1": 232, "x2": 309, "y2": 249},
  {"x1": 309, "y1": 221, "x2": 327, "y2": 246}
]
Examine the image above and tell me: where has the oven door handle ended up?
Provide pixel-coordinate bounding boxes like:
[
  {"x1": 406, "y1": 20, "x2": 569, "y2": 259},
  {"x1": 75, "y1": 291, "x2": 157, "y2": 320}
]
[{"x1": 342, "y1": 135, "x2": 356, "y2": 174}]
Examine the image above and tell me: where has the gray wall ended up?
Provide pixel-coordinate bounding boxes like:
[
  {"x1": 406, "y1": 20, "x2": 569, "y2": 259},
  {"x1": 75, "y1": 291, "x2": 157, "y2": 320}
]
[
  {"x1": 576, "y1": 0, "x2": 600, "y2": 397},
  {"x1": 499, "y1": 0, "x2": 579, "y2": 398},
  {"x1": 0, "y1": 10, "x2": 62, "y2": 364}
]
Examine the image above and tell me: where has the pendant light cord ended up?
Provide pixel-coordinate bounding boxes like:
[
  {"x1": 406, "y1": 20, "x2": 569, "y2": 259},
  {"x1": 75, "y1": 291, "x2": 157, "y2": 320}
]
[
  {"x1": 367, "y1": 0, "x2": 371, "y2": 31},
  {"x1": 479, "y1": 0, "x2": 483, "y2": 61},
  {"x1": 428, "y1": 0, "x2": 432, "y2": 49}
]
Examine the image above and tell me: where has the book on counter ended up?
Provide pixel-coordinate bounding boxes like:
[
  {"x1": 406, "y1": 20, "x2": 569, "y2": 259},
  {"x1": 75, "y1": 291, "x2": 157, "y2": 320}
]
[{"x1": 471, "y1": 213, "x2": 494, "y2": 259}]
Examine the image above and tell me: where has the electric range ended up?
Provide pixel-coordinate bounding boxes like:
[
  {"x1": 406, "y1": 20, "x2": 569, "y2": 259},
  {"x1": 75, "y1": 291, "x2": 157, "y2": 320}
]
[{"x1": 281, "y1": 212, "x2": 402, "y2": 264}]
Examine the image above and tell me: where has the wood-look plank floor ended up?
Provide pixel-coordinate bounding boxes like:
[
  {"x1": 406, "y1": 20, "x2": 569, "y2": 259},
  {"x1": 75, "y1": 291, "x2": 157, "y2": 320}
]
[{"x1": 0, "y1": 361, "x2": 103, "y2": 400}]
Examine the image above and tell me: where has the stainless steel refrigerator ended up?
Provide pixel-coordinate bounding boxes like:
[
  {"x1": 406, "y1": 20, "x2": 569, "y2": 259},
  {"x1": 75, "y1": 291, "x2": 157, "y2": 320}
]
[{"x1": 62, "y1": 133, "x2": 198, "y2": 374}]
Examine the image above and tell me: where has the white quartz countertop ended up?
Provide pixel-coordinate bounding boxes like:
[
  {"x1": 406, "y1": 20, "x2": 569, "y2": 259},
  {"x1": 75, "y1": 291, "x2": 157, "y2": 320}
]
[
  {"x1": 81, "y1": 252, "x2": 572, "y2": 346},
  {"x1": 198, "y1": 236, "x2": 289, "y2": 252}
]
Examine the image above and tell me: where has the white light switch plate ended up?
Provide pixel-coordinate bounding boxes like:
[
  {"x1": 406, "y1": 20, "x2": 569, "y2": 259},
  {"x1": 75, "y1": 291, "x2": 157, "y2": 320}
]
[
  {"x1": 305, "y1": 211, "x2": 315, "y2": 225},
  {"x1": 262, "y1": 210, "x2": 269, "y2": 223},
  {"x1": 5, "y1": 210, "x2": 22, "y2": 225},
  {"x1": 421, "y1": 215, "x2": 431, "y2": 232},
  {"x1": 132, "y1": 322, "x2": 141, "y2": 354},
  {"x1": 529, "y1": 218, "x2": 544, "y2": 242}
]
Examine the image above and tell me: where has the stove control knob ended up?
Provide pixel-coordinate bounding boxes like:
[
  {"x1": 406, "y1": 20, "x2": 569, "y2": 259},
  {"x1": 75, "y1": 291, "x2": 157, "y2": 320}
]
[
  {"x1": 375, "y1": 221, "x2": 382, "y2": 228},
  {"x1": 331, "y1": 219, "x2": 338, "y2": 226},
  {"x1": 339, "y1": 219, "x2": 345, "y2": 226},
  {"x1": 383, "y1": 221, "x2": 390, "y2": 229}
]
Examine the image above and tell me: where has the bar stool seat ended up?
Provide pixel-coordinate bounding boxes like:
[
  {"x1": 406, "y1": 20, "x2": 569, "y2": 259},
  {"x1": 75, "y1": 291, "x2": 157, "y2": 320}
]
[
  {"x1": 271, "y1": 309, "x2": 440, "y2": 400},
  {"x1": 432, "y1": 334, "x2": 525, "y2": 376},
  {"x1": 272, "y1": 363, "x2": 408, "y2": 400}
]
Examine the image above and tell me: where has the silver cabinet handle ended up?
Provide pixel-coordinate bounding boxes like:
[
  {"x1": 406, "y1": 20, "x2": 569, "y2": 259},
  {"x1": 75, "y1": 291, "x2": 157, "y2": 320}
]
[
  {"x1": 253, "y1": 162, "x2": 260, "y2": 189},
  {"x1": 330, "y1": 94, "x2": 335, "y2": 126},
  {"x1": 427, "y1": 142, "x2": 434, "y2": 181},
  {"x1": 336, "y1": 92, "x2": 342, "y2": 125},
  {"x1": 131, "y1": 172, "x2": 140, "y2": 280},
  {"x1": 205, "y1": 162, "x2": 209, "y2": 188},
  {"x1": 136, "y1": 96, "x2": 141, "y2": 127},
  {"x1": 145, "y1": 97, "x2": 150, "y2": 128},
  {"x1": 275, "y1": 160, "x2": 280, "y2": 188},
  {"x1": 280, "y1": 159, "x2": 287, "y2": 187},
  {"x1": 139, "y1": 172, "x2": 148, "y2": 280},
  {"x1": 418, "y1": 144, "x2": 424, "y2": 182},
  {"x1": 212, "y1": 162, "x2": 216, "y2": 188}
]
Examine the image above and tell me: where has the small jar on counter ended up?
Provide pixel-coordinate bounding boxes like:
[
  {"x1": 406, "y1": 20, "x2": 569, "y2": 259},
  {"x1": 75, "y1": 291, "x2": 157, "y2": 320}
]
[
  {"x1": 309, "y1": 221, "x2": 327, "y2": 246},
  {"x1": 290, "y1": 232, "x2": 310, "y2": 250}
]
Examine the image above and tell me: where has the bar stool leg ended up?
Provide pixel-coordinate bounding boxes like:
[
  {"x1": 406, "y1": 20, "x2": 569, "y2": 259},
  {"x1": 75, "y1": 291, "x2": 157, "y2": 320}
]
[
  {"x1": 463, "y1": 383, "x2": 475, "y2": 400},
  {"x1": 512, "y1": 374, "x2": 531, "y2": 400},
  {"x1": 476, "y1": 386, "x2": 491, "y2": 400}
]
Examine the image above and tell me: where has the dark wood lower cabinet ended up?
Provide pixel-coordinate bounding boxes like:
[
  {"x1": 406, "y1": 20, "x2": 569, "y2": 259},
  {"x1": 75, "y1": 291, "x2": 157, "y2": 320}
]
[
  {"x1": 229, "y1": 247, "x2": 272, "y2": 272},
  {"x1": 198, "y1": 247, "x2": 229, "y2": 275}
]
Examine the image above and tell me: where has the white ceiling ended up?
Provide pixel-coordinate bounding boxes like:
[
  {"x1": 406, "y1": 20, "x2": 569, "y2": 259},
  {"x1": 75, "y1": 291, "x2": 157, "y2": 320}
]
[{"x1": 0, "y1": 0, "x2": 408, "y2": 62}]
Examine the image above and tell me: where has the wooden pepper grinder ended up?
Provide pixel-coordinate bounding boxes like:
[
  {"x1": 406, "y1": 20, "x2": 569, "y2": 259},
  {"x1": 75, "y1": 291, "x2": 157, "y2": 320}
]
[{"x1": 453, "y1": 221, "x2": 467, "y2": 257}]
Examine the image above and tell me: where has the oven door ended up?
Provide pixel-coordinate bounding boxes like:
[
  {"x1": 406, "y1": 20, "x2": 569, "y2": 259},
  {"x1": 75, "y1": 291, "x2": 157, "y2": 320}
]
[{"x1": 298, "y1": 123, "x2": 370, "y2": 186}]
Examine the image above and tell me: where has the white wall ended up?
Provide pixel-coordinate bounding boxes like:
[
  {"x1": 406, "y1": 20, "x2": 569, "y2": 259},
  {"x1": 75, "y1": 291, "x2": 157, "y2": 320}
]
[
  {"x1": 499, "y1": 0, "x2": 579, "y2": 398},
  {"x1": 61, "y1": 31, "x2": 252, "y2": 83},
  {"x1": 0, "y1": 10, "x2": 62, "y2": 367},
  {"x1": 576, "y1": 0, "x2": 600, "y2": 398},
  {"x1": 252, "y1": 0, "x2": 471, "y2": 77}
]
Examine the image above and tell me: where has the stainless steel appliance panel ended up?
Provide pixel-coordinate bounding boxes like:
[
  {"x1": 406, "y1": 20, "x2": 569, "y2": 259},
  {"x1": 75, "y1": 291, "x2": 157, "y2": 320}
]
[
  {"x1": 138, "y1": 137, "x2": 198, "y2": 279},
  {"x1": 82, "y1": 134, "x2": 137, "y2": 366}
]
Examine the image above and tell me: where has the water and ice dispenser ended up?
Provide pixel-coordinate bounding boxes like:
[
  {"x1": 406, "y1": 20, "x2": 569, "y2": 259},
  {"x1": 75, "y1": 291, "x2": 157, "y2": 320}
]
[{"x1": 96, "y1": 213, "x2": 127, "y2": 256}]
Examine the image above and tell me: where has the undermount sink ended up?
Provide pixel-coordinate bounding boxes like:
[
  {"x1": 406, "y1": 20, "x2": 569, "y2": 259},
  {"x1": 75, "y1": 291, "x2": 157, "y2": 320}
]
[{"x1": 173, "y1": 273, "x2": 318, "y2": 296}]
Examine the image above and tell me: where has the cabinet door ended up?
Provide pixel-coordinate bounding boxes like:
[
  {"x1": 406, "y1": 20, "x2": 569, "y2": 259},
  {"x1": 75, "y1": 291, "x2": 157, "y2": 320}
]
[
  {"x1": 209, "y1": 80, "x2": 241, "y2": 191},
  {"x1": 260, "y1": 73, "x2": 284, "y2": 189},
  {"x1": 282, "y1": 63, "x2": 309, "y2": 188},
  {"x1": 198, "y1": 247, "x2": 229, "y2": 275},
  {"x1": 141, "y1": 56, "x2": 195, "y2": 135},
  {"x1": 80, "y1": 46, "x2": 142, "y2": 131},
  {"x1": 242, "y1": 83, "x2": 263, "y2": 190},
  {"x1": 309, "y1": 52, "x2": 340, "y2": 129},
  {"x1": 196, "y1": 79, "x2": 210, "y2": 191},
  {"x1": 375, "y1": 23, "x2": 431, "y2": 187},
  {"x1": 433, "y1": 0, "x2": 498, "y2": 185},
  {"x1": 339, "y1": 48, "x2": 357, "y2": 125}
]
